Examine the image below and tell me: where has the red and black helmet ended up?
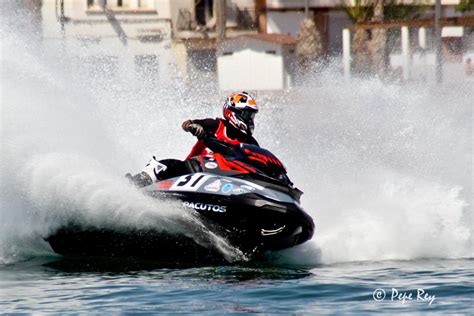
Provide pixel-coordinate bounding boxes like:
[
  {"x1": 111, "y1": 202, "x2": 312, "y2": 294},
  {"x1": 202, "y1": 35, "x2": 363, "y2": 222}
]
[{"x1": 223, "y1": 92, "x2": 258, "y2": 135}]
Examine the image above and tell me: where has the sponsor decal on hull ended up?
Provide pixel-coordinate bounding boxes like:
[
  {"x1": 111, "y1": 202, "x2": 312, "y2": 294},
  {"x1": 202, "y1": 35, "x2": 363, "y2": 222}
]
[
  {"x1": 221, "y1": 183, "x2": 233, "y2": 194},
  {"x1": 235, "y1": 180, "x2": 264, "y2": 191},
  {"x1": 183, "y1": 201, "x2": 227, "y2": 213},
  {"x1": 204, "y1": 179, "x2": 222, "y2": 192},
  {"x1": 156, "y1": 180, "x2": 174, "y2": 190},
  {"x1": 205, "y1": 162, "x2": 218, "y2": 169}
]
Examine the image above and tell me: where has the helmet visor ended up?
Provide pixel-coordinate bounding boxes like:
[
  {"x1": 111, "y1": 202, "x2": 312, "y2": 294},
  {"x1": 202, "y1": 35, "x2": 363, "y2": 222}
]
[{"x1": 239, "y1": 109, "x2": 257, "y2": 123}]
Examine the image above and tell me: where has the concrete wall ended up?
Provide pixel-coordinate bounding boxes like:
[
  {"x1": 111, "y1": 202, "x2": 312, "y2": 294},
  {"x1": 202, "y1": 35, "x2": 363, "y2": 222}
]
[
  {"x1": 218, "y1": 49, "x2": 284, "y2": 90},
  {"x1": 155, "y1": 0, "x2": 172, "y2": 19},
  {"x1": 218, "y1": 39, "x2": 294, "y2": 90},
  {"x1": 169, "y1": 0, "x2": 194, "y2": 32},
  {"x1": 266, "y1": 11, "x2": 305, "y2": 36}
]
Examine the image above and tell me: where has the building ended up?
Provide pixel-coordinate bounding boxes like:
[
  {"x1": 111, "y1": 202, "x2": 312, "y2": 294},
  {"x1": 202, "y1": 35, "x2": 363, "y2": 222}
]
[
  {"x1": 261, "y1": 0, "x2": 351, "y2": 55},
  {"x1": 26, "y1": 0, "x2": 474, "y2": 88},
  {"x1": 217, "y1": 33, "x2": 297, "y2": 91},
  {"x1": 40, "y1": 0, "x2": 174, "y2": 82},
  {"x1": 258, "y1": 1, "x2": 474, "y2": 82}
]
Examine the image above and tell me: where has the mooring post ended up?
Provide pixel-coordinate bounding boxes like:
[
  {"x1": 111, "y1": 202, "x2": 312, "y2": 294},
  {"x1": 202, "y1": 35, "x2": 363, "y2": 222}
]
[
  {"x1": 343, "y1": 28, "x2": 351, "y2": 79},
  {"x1": 401, "y1": 26, "x2": 410, "y2": 80}
]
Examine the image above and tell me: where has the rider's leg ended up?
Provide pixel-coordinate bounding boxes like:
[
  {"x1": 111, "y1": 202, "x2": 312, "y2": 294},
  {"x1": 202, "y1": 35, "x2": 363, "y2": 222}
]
[
  {"x1": 126, "y1": 158, "x2": 188, "y2": 188},
  {"x1": 156, "y1": 159, "x2": 189, "y2": 179}
]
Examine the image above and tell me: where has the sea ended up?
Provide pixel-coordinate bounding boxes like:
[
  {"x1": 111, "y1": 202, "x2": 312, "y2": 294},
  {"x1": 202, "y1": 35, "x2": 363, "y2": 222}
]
[
  {"x1": 1, "y1": 258, "x2": 472, "y2": 314},
  {"x1": 1, "y1": 2, "x2": 472, "y2": 314}
]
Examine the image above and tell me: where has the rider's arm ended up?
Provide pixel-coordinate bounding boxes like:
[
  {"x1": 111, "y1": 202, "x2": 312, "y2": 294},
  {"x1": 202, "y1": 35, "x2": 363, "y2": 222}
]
[
  {"x1": 182, "y1": 119, "x2": 220, "y2": 160},
  {"x1": 182, "y1": 118, "x2": 218, "y2": 138},
  {"x1": 188, "y1": 118, "x2": 219, "y2": 134}
]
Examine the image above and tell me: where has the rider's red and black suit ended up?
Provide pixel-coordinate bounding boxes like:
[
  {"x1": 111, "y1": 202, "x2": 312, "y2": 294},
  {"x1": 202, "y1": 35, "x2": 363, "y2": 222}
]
[
  {"x1": 127, "y1": 118, "x2": 259, "y2": 187},
  {"x1": 185, "y1": 118, "x2": 259, "y2": 159}
]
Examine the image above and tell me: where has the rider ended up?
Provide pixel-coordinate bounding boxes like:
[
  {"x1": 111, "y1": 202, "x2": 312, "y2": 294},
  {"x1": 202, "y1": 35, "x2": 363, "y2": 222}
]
[
  {"x1": 182, "y1": 91, "x2": 259, "y2": 158},
  {"x1": 127, "y1": 91, "x2": 259, "y2": 187}
]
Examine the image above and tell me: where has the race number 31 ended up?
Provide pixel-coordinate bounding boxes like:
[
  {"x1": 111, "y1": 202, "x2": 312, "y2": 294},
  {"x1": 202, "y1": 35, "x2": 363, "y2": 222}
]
[{"x1": 170, "y1": 173, "x2": 210, "y2": 191}]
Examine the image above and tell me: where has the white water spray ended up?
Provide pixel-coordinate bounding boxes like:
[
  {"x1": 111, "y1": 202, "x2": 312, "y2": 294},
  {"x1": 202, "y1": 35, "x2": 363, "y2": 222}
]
[
  {"x1": 1, "y1": 3, "x2": 472, "y2": 265},
  {"x1": 0, "y1": 5, "x2": 244, "y2": 264},
  {"x1": 271, "y1": 74, "x2": 472, "y2": 264}
]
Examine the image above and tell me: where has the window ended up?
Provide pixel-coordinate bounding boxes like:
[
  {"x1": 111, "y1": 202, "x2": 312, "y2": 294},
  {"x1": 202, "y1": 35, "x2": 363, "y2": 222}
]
[{"x1": 87, "y1": 0, "x2": 153, "y2": 9}]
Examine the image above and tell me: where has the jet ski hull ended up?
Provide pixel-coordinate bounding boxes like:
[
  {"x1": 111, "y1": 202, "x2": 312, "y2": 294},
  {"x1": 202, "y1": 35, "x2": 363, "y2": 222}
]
[
  {"x1": 46, "y1": 189, "x2": 314, "y2": 262},
  {"x1": 46, "y1": 226, "x2": 234, "y2": 265},
  {"x1": 46, "y1": 139, "x2": 316, "y2": 263}
]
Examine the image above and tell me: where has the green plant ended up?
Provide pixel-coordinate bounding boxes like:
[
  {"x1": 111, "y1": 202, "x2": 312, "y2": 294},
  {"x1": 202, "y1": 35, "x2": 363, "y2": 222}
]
[
  {"x1": 342, "y1": 0, "x2": 430, "y2": 22},
  {"x1": 384, "y1": 0, "x2": 429, "y2": 20},
  {"x1": 342, "y1": 0, "x2": 374, "y2": 23},
  {"x1": 455, "y1": 0, "x2": 474, "y2": 13}
]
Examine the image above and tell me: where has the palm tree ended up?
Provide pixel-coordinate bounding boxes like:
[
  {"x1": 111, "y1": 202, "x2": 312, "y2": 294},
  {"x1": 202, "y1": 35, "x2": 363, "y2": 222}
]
[
  {"x1": 343, "y1": 0, "x2": 374, "y2": 74},
  {"x1": 455, "y1": 0, "x2": 474, "y2": 13},
  {"x1": 343, "y1": 0, "x2": 426, "y2": 76},
  {"x1": 296, "y1": 18, "x2": 324, "y2": 68},
  {"x1": 371, "y1": 0, "x2": 387, "y2": 77}
]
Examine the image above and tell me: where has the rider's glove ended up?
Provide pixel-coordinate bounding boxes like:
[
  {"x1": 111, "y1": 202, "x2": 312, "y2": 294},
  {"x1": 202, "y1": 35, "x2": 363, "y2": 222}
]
[
  {"x1": 182, "y1": 120, "x2": 192, "y2": 131},
  {"x1": 187, "y1": 123, "x2": 205, "y2": 138}
]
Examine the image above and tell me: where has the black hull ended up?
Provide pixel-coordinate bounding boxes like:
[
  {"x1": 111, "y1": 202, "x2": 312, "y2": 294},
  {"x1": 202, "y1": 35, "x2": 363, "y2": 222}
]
[
  {"x1": 46, "y1": 227, "x2": 233, "y2": 265},
  {"x1": 46, "y1": 192, "x2": 314, "y2": 263},
  {"x1": 154, "y1": 190, "x2": 315, "y2": 251}
]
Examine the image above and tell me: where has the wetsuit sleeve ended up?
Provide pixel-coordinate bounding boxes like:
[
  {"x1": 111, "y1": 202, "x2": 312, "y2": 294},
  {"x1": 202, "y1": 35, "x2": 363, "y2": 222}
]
[
  {"x1": 184, "y1": 118, "x2": 219, "y2": 160},
  {"x1": 191, "y1": 118, "x2": 219, "y2": 134}
]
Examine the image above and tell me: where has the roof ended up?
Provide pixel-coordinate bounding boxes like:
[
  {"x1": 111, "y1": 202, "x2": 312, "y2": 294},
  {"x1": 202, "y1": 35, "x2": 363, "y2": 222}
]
[
  {"x1": 240, "y1": 33, "x2": 297, "y2": 45},
  {"x1": 180, "y1": 32, "x2": 297, "y2": 51}
]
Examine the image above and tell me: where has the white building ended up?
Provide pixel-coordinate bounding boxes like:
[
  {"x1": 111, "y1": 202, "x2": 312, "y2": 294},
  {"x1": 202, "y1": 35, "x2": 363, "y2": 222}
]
[
  {"x1": 39, "y1": 0, "x2": 175, "y2": 82},
  {"x1": 217, "y1": 34, "x2": 296, "y2": 91}
]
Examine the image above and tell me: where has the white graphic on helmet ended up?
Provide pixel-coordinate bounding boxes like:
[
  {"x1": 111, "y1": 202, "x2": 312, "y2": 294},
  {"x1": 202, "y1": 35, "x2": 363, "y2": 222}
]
[{"x1": 223, "y1": 92, "x2": 258, "y2": 135}]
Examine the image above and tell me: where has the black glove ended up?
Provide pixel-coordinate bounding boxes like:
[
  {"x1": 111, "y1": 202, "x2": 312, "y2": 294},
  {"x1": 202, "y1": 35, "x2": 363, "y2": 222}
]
[
  {"x1": 187, "y1": 123, "x2": 205, "y2": 138},
  {"x1": 182, "y1": 119, "x2": 192, "y2": 131}
]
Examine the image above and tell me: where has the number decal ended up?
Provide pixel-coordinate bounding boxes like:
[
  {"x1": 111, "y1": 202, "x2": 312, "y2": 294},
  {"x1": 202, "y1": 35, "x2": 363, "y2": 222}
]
[
  {"x1": 191, "y1": 175, "x2": 205, "y2": 187},
  {"x1": 176, "y1": 175, "x2": 193, "y2": 187},
  {"x1": 170, "y1": 174, "x2": 211, "y2": 191}
]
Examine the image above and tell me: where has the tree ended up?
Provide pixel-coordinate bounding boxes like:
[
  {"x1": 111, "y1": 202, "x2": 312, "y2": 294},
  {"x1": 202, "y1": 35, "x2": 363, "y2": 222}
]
[
  {"x1": 384, "y1": 0, "x2": 427, "y2": 20},
  {"x1": 343, "y1": 0, "x2": 373, "y2": 74},
  {"x1": 371, "y1": 0, "x2": 386, "y2": 77},
  {"x1": 455, "y1": 0, "x2": 474, "y2": 13},
  {"x1": 343, "y1": 0, "x2": 428, "y2": 76},
  {"x1": 296, "y1": 18, "x2": 324, "y2": 68}
]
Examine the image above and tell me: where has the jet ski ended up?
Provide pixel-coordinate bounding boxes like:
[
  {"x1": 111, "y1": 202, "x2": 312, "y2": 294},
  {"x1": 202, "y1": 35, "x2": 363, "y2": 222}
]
[{"x1": 46, "y1": 136, "x2": 314, "y2": 263}]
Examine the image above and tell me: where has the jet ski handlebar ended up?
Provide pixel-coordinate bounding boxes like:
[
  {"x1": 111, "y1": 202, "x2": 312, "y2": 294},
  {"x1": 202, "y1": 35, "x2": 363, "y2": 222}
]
[
  {"x1": 201, "y1": 133, "x2": 239, "y2": 156},
  {"x1": 200, "y1": 133, "x2": 299, "y2": 192}
]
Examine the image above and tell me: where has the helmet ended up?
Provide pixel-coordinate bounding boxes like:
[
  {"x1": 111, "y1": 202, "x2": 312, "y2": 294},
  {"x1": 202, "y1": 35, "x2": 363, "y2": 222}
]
[{"x1": 223, "y1": 91, "x2": 258, "y2": 135}]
